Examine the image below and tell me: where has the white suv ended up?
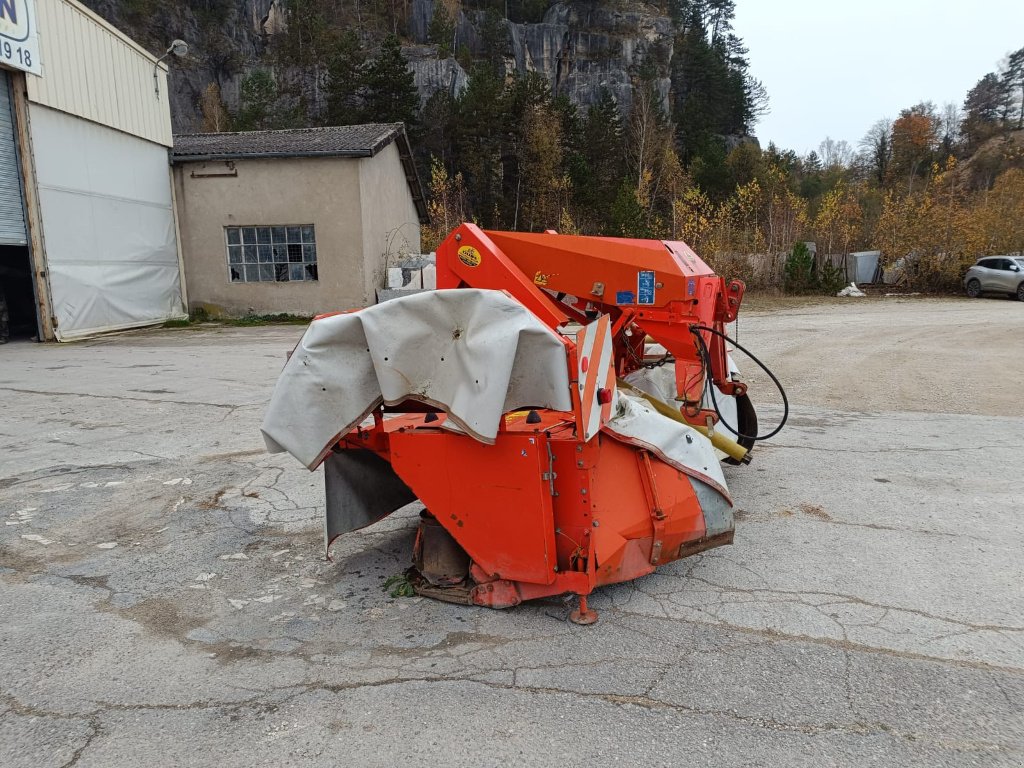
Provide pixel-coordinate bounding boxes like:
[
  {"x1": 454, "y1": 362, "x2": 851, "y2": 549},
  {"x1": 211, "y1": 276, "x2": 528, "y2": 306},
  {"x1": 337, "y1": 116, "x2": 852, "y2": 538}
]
[{"x1": 963, "y1": 256, "x2": 1024, "y2": 301}]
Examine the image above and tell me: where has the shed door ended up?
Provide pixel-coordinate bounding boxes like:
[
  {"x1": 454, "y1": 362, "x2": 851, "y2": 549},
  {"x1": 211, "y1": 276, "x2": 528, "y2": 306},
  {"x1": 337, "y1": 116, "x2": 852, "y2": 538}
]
[{"x1": 0, "y1": 70, "x2": 28, "y2": 246}]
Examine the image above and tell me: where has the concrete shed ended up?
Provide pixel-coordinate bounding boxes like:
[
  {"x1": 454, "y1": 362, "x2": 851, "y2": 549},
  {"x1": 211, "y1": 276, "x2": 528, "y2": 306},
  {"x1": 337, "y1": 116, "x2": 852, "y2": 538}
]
[
  {"x1": 0, "y1": 0, "x2": 186, "y2": 341},
  {"x1": 171, "y1": 124, "x2": 427, "y2": 317}
]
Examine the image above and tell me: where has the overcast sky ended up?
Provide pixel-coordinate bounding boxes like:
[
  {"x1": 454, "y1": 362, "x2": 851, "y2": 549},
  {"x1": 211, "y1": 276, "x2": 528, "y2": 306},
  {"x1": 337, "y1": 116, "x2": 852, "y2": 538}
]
[{"x1": 732, "y1": 0, "x2": 1024, "y2": 155}]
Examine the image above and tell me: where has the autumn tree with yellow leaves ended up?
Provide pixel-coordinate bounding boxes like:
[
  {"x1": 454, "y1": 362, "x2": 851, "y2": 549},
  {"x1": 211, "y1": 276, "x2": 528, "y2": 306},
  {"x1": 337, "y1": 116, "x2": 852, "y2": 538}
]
[{"x1": 422, "y1": 157, "x2": 467, "y2": 253}]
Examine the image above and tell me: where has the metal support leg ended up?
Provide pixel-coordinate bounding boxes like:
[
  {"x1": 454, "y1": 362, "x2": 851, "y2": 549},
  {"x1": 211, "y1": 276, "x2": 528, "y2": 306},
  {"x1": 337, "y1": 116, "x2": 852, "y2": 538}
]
[{"x1": 569, "y1": 594, "x2": 599, "y2": 625}]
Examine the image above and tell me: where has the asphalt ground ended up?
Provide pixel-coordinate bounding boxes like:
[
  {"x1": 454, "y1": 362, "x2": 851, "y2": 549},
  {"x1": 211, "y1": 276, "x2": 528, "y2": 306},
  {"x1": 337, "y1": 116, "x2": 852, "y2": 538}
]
[{"x1": 1, "y1": 296, "x2": 1021, "y2": 767}]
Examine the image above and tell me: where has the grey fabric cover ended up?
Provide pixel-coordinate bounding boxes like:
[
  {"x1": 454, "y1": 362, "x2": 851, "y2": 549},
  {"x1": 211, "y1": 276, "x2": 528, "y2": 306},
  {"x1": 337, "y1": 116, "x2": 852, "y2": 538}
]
[
  {"x1": 261, "y1": 289, "x2": 574, "y2": 469},
  {"x1": 604, "y1": 392, "x2": 731, "y2": 502}
]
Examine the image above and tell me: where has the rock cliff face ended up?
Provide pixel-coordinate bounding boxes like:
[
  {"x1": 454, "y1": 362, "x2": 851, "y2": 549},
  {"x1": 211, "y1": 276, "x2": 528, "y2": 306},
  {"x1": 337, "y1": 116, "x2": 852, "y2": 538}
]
[
  {"x1": 80, "y1": 0, "x2": 675, "y2": 132},
  {"x1": 411, "y1": 0, "x2": 673, "y2": 112},
  {"x1": 81, "y1": 0, "x2": 275, "y2": 131}
]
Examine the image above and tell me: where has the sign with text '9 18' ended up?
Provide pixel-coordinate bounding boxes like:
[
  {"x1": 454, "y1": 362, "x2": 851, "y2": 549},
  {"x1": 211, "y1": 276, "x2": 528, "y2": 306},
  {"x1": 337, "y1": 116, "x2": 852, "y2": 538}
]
[{"x1": 0, "y1": 0, "x2": 41, "y2": 76}]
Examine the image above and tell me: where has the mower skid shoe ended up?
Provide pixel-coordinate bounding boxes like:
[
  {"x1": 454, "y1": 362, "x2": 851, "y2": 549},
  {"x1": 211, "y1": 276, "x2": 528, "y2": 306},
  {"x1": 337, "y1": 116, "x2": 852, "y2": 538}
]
[
  {"x1": 406, "y1": 567, "x2": 523, "y2": 609},
  {"x1": 470, "y1": 579, "x2": 522, "y2": 609},
  {"x1": 409, "y1": 570, "x2": 473, "y2": 606}
]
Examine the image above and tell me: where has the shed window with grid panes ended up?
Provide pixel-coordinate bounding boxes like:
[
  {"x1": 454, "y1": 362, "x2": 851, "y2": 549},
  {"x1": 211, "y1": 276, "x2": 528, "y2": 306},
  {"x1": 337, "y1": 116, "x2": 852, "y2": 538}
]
[{"x1": 225, "y1": 225, "x2": 318, "y2": 283}]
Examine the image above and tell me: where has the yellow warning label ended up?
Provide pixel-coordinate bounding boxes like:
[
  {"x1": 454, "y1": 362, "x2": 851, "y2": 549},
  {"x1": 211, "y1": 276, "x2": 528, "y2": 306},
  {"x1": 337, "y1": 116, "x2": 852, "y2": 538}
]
[
  {"x1": 534, "y1": 271, "x2": 550, "y2": 286},
  {"x1": 458, "y1": 246, "x2": 482, "y2": 267}
]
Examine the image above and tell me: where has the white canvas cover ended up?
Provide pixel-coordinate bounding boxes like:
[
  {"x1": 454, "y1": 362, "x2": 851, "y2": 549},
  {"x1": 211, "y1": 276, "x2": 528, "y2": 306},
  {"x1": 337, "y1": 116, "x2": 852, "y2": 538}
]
[
  {"x1": 624, "y1": 354, "x2": 741, "y2": 463},
  {"x1": 605, "y1": 392, "x2": 730, "y2": 502},
  {"x1": 263, "y1": 289, "x2": 731, "y2": 515},
  {"x1": 262, "y1": 289, "x2": 574, "y2": 469},
  {"x1": 29, "y1": 105, "x2": 185, "y2": 339}
]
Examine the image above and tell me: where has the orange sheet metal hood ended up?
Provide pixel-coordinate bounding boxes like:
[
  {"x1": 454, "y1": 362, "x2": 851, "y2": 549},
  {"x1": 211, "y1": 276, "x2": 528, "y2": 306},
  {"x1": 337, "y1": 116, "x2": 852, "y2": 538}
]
[{"x1": 483, "y1": 230, "x2": 715, "y2": 306}]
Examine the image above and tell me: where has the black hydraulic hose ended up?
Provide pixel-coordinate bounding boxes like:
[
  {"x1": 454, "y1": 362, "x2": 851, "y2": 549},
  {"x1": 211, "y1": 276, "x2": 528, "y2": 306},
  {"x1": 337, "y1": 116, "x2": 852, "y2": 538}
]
[{"x1": 689, "y1": 324, "x2": 789, "y2": 442}]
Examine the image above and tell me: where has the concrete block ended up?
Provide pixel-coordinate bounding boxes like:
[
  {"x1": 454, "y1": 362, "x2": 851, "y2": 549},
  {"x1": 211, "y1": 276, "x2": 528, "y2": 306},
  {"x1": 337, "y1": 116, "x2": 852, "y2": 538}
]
[{"x1": 387, "y1": 267, "x2": 405, "y2": 289}]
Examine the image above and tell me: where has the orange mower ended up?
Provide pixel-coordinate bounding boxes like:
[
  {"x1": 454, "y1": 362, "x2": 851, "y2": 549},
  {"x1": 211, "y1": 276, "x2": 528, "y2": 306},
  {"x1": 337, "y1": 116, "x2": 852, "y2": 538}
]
[{"x1": 262, "y1": 224, "x2": 787, "y2": 623}]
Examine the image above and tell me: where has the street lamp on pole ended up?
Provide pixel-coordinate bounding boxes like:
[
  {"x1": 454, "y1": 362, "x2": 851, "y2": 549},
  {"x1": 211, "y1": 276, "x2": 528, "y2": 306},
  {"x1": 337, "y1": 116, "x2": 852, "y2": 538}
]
[{"x1": 154, "y1": 39, "x2": 188, "y2": 99}]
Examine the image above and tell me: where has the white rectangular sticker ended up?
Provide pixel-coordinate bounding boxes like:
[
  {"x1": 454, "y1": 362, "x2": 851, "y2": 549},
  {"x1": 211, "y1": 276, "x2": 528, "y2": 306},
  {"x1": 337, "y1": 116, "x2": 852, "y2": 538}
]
[
  {"x1": 575, "y1": 314, "x2": 615, "y2": 442},
  {"x1": 0, "y1": 0, "x2": 41, "y2": 76}
]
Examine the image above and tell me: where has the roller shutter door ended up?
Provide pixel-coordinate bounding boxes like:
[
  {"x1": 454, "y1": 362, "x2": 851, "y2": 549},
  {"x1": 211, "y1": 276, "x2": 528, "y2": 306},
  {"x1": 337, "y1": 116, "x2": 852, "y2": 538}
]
[{"x1": 0, "y1": 70, "x2": 28, "y2": 246}]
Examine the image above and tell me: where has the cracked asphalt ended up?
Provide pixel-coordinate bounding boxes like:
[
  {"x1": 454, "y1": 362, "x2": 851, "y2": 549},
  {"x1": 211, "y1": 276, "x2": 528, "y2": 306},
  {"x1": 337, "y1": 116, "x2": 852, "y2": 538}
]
[{"x1": 1, "y1": 296, "x2": 1022, "y2": 767}]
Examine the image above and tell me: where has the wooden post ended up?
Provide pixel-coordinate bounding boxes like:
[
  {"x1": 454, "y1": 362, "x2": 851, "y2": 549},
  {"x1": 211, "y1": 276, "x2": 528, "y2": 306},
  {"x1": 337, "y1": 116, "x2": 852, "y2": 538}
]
[
  {"x1": 168, "y1": 164, "x2": 189, "y2": 313},
  {"x1": 9, "y1": 71, "x2": 54, "y2": 341}
]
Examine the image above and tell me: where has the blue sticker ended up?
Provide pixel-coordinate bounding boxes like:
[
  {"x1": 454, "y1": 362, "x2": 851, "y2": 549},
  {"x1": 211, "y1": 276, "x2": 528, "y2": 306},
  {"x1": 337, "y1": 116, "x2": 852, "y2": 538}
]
[
  {"x1": 637, "y1": 270, "x2": 656, "y2": 305},
  {"x1": 616, "y1": 290, "x2": 635, "y2": 305},
  {"x1": 687, "y1": 278, "x2": 696, "y2": 296}
]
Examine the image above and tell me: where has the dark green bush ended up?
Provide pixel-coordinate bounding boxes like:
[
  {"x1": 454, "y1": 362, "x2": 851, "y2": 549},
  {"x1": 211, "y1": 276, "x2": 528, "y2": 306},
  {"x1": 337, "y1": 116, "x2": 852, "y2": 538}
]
[
  {"x1": 783, "y1": 242, "x2": 815, "y2": 293},
  {"x1": 818, "y1": 260, "x2": 847, "y2": 294}
]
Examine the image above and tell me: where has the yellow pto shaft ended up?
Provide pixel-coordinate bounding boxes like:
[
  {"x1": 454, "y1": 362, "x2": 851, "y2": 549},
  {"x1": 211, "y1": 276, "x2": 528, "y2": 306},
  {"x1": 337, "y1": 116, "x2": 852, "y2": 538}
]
[{"x1": 617, "y1": 380, "x2": 751, "y2": 464}]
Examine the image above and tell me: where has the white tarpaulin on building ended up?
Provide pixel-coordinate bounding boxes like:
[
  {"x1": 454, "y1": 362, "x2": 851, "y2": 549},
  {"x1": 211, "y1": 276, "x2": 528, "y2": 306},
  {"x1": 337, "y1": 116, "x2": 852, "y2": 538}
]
[{"x1": 29, "y1": 104, "x2": 184, "y2": 340}]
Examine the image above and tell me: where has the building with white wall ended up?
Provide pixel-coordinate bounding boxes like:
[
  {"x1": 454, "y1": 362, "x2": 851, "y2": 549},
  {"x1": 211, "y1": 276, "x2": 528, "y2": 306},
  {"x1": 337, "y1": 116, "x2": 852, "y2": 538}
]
[{"x1": 0, "y1": 0, "x2": 185, "y2": 341}]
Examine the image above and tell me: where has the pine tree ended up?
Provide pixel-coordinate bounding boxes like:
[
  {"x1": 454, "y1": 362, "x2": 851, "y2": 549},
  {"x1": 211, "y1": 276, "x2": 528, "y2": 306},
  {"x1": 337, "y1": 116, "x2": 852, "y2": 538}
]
[
  {"x1": 673, "y1": 30, "x2": 732, "y2": 155},
  {"x1": 274, "y1": 0, "x2": 331, "y2": 69},
  {"x1": 573, "y1": 89, "x2": 625, "y2": 226},
  {"x1": 362, "y1": 35, "x2": 420, "y2": 127},
  {"x1": 478, "y1": 10, "x2": 509, "y2": 76},
  {"x1": 324, "y1": 31, "x2": 365, "y2": 126},
  {"x1": 671, "y1": 0, "x2": 763, "y2": 164},
  {"x1": 705, "y1": 0, "x2": 737, "y2": 42},
  {"x1": 610, "y1": 180, "x2": 650, "y2": 238},
  {"x1": 962, "y1": 73, "x2": 1009, "y2": 148},
  {"x1": 452, "y1": 62, "x2": 509, "y2": 226},
  {"x1": 420, "y1": 90, "x2": 457, "y2": 166},
  {"x1": 688, "y1": 138, "x2": 732, "y2": 201},
  {"x1": 428, "y1": 0, "x2": 457, "y2": 59},
  {"x1": 506, "y1": 71, "x2": 551, "y2": 120},
  {"x1": 1003, "y1": 47, "x2": 1024, "y2": 130},
  {"x1": 234, "y1": 70, "x2": 279, "y2": 131},
  {"x1": 804, "y1": 150, "x2": 822, "y2": 173},
  {"x1": 553, "y1": 93, "x2": 583, "y2": 168}
]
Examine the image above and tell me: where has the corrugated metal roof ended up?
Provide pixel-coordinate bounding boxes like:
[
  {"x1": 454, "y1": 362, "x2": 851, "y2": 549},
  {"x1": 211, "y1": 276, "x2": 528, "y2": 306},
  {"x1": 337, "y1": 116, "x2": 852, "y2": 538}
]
[
  {"x1": 27, "y1": 0, "x2": 175, "y2": 147},
  {"x1": 171, "y1": 124, "x2": 404, "y2": 161}
]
